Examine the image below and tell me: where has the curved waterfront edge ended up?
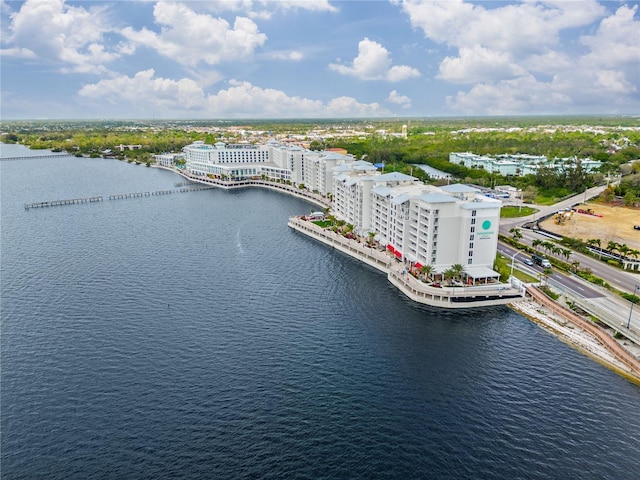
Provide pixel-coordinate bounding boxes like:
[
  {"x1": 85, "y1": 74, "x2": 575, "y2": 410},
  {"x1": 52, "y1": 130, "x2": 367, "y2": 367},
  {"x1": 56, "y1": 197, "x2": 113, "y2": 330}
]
[
  {"x1": 153, "y1": 165, "x2": 330, "y2": 210},
  {"x1": 154, "y1": 163, "x2": 640, "y2": 383},
  {"x1": 288, "y1": 216, "x2": 523, "y2": 309}
]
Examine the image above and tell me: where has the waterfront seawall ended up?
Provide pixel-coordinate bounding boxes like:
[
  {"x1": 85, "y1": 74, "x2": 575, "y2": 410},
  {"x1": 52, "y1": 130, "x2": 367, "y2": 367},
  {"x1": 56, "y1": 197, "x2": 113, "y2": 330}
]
[{"x1": 288, "y1": 217, "x2": 524, "y2": 309}]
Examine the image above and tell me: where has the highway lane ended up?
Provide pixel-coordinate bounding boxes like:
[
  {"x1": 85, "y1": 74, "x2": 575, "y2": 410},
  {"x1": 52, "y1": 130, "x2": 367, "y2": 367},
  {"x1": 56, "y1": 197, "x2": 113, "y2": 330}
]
[
  {"x1": 497, "y1": 242, "x2": 604, "y2": 299},
  {"x1": 511, "y1": 228, "x2": 637, "y2": 294}
]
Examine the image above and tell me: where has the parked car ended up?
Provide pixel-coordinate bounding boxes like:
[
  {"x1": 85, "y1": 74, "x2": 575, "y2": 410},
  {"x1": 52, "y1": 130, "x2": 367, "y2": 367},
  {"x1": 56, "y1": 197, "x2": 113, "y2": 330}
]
[{"x1": 634, "y1": 225, "x2": 640, "y2": 230}]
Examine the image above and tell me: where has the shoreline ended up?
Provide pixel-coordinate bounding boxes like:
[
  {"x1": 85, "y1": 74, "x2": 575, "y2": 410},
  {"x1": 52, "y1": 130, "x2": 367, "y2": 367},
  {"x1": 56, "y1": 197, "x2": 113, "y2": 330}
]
[
  {"x1": 288, "y1": 216, "x2": 524, "y2": 309},
  {"x1": 510, "y1": 300, "x2": 640, "y2": 386},
  {"x1": 161, "y1": 164, "x2": 640, "y2": 384}
]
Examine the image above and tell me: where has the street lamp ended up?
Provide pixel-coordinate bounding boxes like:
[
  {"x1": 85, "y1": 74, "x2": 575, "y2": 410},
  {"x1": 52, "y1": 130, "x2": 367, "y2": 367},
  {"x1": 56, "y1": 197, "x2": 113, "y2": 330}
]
[
  {"x1": 627, "y1": 285, "x2": 640, "y2": 329},
  {"x1": 510, "y1": 251, "x2": 521, "y2": 277}
]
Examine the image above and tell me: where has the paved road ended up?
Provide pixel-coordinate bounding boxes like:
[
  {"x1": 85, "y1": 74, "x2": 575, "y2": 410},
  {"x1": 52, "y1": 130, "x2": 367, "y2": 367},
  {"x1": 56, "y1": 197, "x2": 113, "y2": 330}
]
[
  {"x1": 497, "y1": 243, "x2": 604, "y2": 299},
  {"x1": 518, "y1": 229, "x2": 637, "y2": 293},
  {"x1": 500, "y1": 241, "x2": 640, "y2": 340},
  {"x1": 499, "y1": 184, "x2": 639, "y2": 295}
]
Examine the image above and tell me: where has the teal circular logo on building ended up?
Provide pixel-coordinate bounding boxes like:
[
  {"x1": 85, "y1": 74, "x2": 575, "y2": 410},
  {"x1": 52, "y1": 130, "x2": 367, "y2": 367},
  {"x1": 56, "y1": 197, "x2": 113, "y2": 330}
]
[{"x1": 482, "y1": 220, "x2": 491, "y2": 230}]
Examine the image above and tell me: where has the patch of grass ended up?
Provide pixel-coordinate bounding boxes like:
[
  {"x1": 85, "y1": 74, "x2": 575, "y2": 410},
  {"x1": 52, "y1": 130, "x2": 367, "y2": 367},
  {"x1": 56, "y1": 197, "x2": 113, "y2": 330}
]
[
  {"x1": 540, "y1": 285, "x2": 560, "y2": 300},
  {"x1": 312, "y1": 220, "x2": 333, "y2": 228},
  {"x1": 500, "y1": 206, "x2": 538, "y2": 218},
  {"x1": 495, "y1": 253, "x2": 538, "y2": 283},
  {"x1": 533, "y1": 195, "x2": 558, "y2": 206}
]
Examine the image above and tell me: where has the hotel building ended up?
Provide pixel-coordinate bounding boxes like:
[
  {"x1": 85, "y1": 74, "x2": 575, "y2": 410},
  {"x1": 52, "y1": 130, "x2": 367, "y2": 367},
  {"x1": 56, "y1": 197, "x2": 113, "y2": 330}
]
[
  {"x1": 176, "y1": 141, "x2": 502, "y2": 279},
  {"x1": 180, "y1": 141, "x2": 354, "y2": 194},
  {"x1": 333, "y1": 169, "x2": 502, "y2": 279}
]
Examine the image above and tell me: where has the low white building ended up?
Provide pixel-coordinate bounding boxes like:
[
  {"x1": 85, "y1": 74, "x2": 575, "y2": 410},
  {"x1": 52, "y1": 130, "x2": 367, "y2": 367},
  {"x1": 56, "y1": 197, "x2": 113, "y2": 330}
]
[{"x1": 450, "y1": 151, "x2": 601, "y2": 176}]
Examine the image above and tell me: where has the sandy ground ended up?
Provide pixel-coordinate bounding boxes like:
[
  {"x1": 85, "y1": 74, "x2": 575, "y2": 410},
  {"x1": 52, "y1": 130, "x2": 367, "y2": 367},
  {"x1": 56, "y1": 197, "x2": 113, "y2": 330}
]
[
  {"x1": 511, "y1": 299, "x2": 640, "y2": 383},
  {"x1": 540, "y1": 203, "x2": 640, "y2": 249}
]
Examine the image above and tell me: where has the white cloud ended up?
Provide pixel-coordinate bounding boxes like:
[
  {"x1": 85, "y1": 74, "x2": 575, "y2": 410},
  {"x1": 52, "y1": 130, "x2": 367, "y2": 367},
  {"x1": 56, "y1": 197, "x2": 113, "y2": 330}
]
[
  {"x1": 593, "y1": 70, "x2": 636, "y2": 95},
  {"x1": 438, "y1": 45, "x2": 527, "y2": 84},
  {"x1": 329, "y1": 38, "x2": 419, "y2": 81},
  {"x1": 580, "y1": 5, "x2": 640, "y2": 69},
  {"x1": 3, "y1": 0, "x2": 120, "y2": 73},
  {"x1": 121, "y1": 1, "x2": 267, "y2": 67},
  {"x1": 201, "y1": 0, "x2": 338, "y2": 20},
  {"x1": 387, "y1": 90, "x2": 411, "y2": 108},
  {"x1": 78, "y1": 71, "x2": 389, "y2": 118},
  {"x1": 78, "y1": 69, "x2": 207, "y2": 110},
  {"x1": 395, "y1": 0, "x2": 605, "y2": 54},
  {"x1": 270, "y1": 50, "x2": 305, "y2": 61},
  {"x1": 523, "y1": 50, "x2": 573, "y2": 76},
  {"x1": 445, "y1": 75, "x2": 573, "y2": 115},
  {"x1": 394, "y1": 0, "x2": 638, "y2": 114}
]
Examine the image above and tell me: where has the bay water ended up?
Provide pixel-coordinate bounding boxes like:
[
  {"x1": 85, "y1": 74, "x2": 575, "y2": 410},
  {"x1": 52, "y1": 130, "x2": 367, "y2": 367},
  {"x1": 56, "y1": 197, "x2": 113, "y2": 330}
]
[{"x1": 1, "y1": 145, "x2": 639, "y2": 479}]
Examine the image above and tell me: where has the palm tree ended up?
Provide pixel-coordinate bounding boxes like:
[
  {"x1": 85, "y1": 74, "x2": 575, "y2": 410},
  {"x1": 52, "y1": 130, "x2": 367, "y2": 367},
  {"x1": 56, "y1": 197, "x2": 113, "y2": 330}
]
[
  {"x1": 561, "y1": 248, "x2": 572, "y2": 261},
  {"x1": 532, "y1": 239, "x2": 542, "y2": 252},
  {"x1": 628, "y1": 249, "x2": 640, "y2": 260},
  {"x1": 542, "y1": 241, "x2": 555, "y2": 255},
  {"x1": 587, "y1": 238, "x2": 601, "y2": 249},
  {"x1": 442, "y1": 268, "x2": 456, "y2": 286},
  {"x1": 510, "y1": 228, "x2": 522, "y2": 242},
  {"x1": 607, "y1": 241, "x2": 620, "y2": 254},
  {"x1": 551, "y1": 245, "x2": 562, "y2": 257},
  {"x1": 571, "y1": 260, "x2": 581, "y2": 273},
  {"x1": 367, "y1": 231, "x2": 376, "y2": 246},
  {"x1": 539, "y1": 267, "x2": 553, "y2": 286},
  {"x1": 618, "y1": 244, "x2": 630, "y2": 259},
  {"x1": 451, "y1": 263, "x2": 465, "y2": 282},
  {"x1": 420, "y1": 264, "x2": 434, "y2": 282},
  {"x1": 587, "y1": 238, "x2": 602, "y2": 259}
]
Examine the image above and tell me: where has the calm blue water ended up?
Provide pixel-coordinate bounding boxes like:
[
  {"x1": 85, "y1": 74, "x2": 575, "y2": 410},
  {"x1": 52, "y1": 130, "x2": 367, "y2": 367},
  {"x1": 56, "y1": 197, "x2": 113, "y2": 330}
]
[{"x1": 2, "y1": 145, "x2": 639, "y2": 480}]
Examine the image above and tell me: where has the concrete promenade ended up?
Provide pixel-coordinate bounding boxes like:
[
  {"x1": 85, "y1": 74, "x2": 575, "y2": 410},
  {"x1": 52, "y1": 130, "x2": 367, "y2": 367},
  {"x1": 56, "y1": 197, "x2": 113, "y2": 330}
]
[
  {"x1": 154, "y1": 166, "x2": 331, "y2": 209},
  {"x1": 288, "y1": 217, "x2": 524, "y2": 309}
]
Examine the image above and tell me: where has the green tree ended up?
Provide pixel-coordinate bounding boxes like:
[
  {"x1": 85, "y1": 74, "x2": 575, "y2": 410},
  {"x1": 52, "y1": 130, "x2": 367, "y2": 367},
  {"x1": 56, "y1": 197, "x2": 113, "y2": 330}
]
[
  {"x1": 420, "y1": 264, "x2": 434, "y2": 282},
  {"x1": 510, "y1": 227, "x2": 522, "y2": 241}
]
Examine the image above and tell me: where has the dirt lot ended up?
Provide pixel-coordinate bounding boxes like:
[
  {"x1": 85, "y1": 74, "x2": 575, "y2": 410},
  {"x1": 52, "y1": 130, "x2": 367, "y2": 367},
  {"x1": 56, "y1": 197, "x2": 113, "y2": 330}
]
[{"x1": 540, "y1": 203, "x2": 640, "y2": 249}]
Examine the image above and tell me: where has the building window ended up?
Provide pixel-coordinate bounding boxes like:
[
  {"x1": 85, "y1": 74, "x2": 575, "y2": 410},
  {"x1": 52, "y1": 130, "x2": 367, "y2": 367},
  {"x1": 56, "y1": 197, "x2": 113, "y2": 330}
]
[
  {"x1": 469, "y1": 250, "x2": 473, "y2": 257},
  {"x1": 468, "y1": 258, "x2": 473, "y2": 265},
  {"x1": 471, "y1": 226, "x2": 475, "y2": 233},
  {"x1": 470, "y1": 234, "x2": 475, "y2": 241},
  {"x1": 469, "y1": 242, "x2": 474, "y2": 249},
  {"x1": 472, "y1": 210, "x2": 477, "y2": 217},
  {"x1": 471, "y1": 218, "x2": 476, "y2": 225}
]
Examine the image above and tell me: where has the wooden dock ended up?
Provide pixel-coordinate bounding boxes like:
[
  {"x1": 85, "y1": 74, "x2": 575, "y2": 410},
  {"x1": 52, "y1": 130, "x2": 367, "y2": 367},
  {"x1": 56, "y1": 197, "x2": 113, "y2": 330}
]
[
  {"x1": 1, "y1": 153, "x2": 70, "y2": 162},
  {"x1": 25, "y1": 196, "x2": 103, "y2": 209},
  {"x1": 24, "y1": 186, "x2": 215, "y2": 210}
]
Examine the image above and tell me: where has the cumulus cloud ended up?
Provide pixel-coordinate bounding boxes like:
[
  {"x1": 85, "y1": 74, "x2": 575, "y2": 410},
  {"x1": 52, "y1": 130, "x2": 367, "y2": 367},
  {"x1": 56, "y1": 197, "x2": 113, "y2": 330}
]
[
  {"x1": 2, "y1": 0, "x2": 120, "y2": 73},
  {"x1": 121, "y1": 1, "x2": 267, "y2": 67},
  {"x1": 78, "y1": 69, "x2": 207, "y2": 110},
  {"x1": 387, "y1": 90, "x2": 411, "y2": 108},
  {"x1": 438, "y1": 45, "x2": 527, "y2": 84},
  {"x1": 394, "y1": 0, "x2": 605, "y2": 54},
  {"x1": 580, "y1": 5, "x2": 640, "y2": 69},
  {"x1": 393, "y1": 0, "x2": 638, "y2": 114},
  {"x1": 445, "y1": 75, "x2": 573, "y2": 115},
  {"x1": 201, "y1": 0, "x2": 338, "y2": 20},
  {"x1": 270, "y1": 50, "x2": 305, "y2": 61},
  {"x1": 329, "y1": 38, "x2": 420, "y2": 81},
  {"x1": 78, "y1": 71, "x2": 389, "y2": 118}
]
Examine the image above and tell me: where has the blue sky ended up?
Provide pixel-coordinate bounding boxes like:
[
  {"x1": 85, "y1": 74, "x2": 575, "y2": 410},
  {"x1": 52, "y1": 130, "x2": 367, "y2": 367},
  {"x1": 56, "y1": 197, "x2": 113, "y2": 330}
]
[{"x1": 1, "y1": 0, "x2": 639, "y2": 119}]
